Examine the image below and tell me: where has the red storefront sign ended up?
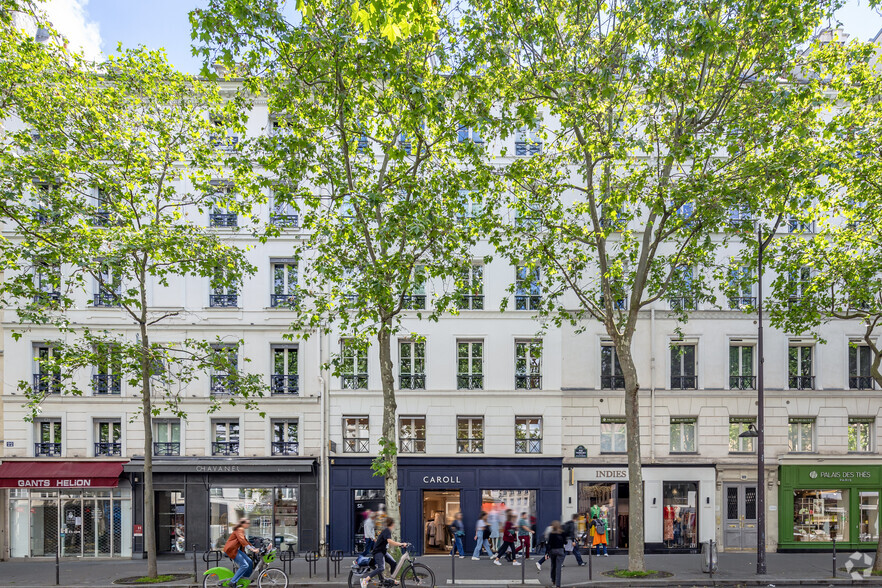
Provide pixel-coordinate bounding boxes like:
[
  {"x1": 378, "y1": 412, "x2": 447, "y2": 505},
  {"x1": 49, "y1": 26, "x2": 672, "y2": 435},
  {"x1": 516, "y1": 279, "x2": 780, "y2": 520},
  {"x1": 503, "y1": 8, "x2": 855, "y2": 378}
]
[{"x1": 0, "y1": 461, "x2": 126, "y2": 488}]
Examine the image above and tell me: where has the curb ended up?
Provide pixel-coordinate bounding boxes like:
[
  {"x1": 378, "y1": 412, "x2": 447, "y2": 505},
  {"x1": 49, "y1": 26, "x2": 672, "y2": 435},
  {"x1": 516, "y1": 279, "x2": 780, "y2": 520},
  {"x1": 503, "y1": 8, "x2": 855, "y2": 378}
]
[{"x1": 562, "y1": 579, "x2": 882, "y2": 587}]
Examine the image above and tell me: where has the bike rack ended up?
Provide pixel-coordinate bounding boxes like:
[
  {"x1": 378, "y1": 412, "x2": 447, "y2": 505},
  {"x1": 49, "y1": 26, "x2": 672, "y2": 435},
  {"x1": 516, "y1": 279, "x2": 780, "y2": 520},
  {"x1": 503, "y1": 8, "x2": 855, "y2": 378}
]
[
  {"x1": 203, "y1": 549, "x2": 222, "y2": 569},
  {"x1": 278, "y1": 548, "x2": 296, "y2": 576},
  {"x1": 330, "y1": 550, "x2": 344, "y2": 577},
  {"x1": 305, "y1": 550, "x2": 320, "y2": 578}
]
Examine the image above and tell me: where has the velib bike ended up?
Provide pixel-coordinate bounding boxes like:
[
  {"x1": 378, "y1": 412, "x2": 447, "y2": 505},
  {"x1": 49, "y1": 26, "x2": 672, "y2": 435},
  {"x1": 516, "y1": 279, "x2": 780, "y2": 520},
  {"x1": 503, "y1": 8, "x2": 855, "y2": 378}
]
[
  {"x1": 348, "y1": 546, "x2": 435, "y2": 588},
  {"x1": 203, "y1": 545, "x2": 289, "y2": 588}
]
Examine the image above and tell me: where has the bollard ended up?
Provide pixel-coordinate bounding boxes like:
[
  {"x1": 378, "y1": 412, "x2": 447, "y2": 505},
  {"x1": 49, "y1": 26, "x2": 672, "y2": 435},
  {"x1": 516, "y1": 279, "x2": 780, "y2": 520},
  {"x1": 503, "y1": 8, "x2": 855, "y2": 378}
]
[
  {"x1": 709, "y1": 539, "x2": 714, "y2": 580},
  {"x1": 55, "y1": 533, "x2": 60, "y2": 586},
  {"x1": 832, "y1": 536, "x2": 837, "y2": 578},
  {"x1": 521, "y1": 551, "x2": 526, "y2": 584},
  {"x1": 588, "y1": 543, "x2": 592, "y2": 581},
  {"x1": 192, "y1": 544, "x2": 198, "y2": 580},
  {"x1": 305, "y1": 550, "x2": 320, "y2": 578},
  {"x1": 451, "y1": 546, "x2": 456, "y2": 585}
]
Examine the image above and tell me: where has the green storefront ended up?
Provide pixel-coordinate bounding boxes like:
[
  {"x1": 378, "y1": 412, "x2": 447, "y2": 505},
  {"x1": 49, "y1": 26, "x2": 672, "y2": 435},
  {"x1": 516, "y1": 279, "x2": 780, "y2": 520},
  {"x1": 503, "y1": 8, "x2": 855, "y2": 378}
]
[{"x1": 779, "y1": 464, "x2": 881, "y2": 550}]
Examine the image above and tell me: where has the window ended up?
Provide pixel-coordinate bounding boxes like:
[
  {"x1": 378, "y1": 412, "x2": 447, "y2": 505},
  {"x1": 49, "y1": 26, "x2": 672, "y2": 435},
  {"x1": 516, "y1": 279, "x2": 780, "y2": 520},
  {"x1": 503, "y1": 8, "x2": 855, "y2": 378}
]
[
  {"x1": 33, "y1": 345, "x2": 61, "y2": 395},
  {"x1": 343, "y1": 417, "x2": 369, "y2": 453},
  {"x1": 210, "y1": 265, "x2": 238, "y2": 307},
  {"x1": 209, "y1": 118, "x2": 239, "y2": 152},
  {"x1": 32, "y1": 182, "x2": 60, "y2": 224},
  {"x1": 663, "y1": 482, "x2": 698, "y2": 548},
  {"x1": 515, "y1": 127, "x2": 541, "y2": 156},
  {"x1": 271, "y1": 261, "x2": 298, "y2": 308},
  {"x1": 861, "y1": 491, "x2": 879, "y2": 543},
  {"x1": 515, "y1": 339, "x2": 542, "y2": 390},
  {"x1": 600, "y1": 345, "x2": 624, "y2": 389},
  {"x1": 515, "y1": 266, "x2": 541, "y2": 310},
  {"x1": 271, "y1": 346, "x2": 299, "y2": 395},
  {"x1": 669, "y1": 266, "x2": 695, "y2": 310},
  {"x1": 729, "y1": 418, "x2": 756, "y2": 453},
  {"x1": 399, "y1": 416, "x2": 426, "y2": 453},
  {"x1": 849, "y1": 418, "x2": 873, "y2": 453},
  {"x1": 670, "y1": 344, "x2": 697, "y2": 389},
  {"x1": 599, "y1": 204, "x2": 626, "y2": 230},
  {"x1": 457, "y1": 124, "x2": 483, "y2": 144},
  {"x1": 270, "y1": 192, "x2": 299, "y2": 227},
  {"x1": 154, "y1": 420, "x2": 181, "y2": 456},
  {"x1": 94, "y1": 262, "x2": 120, "y2": 307},
  {"x1": 269, "y1": 116, "x2": 293, "y2": 137},
  {"x1": 729, "y1": 344, "x2": 755, "y2": 390},
  {"x1": 849, "y1": 344, "x2": 875, "y2": 390},
  {"x1": 35, "y1": 420, "x2": 61, "y2": 457},
  {"x1": 788, "y1": 267, "x2": 811, "y2": 305},
  {"x1": 793, "y1": 489, "x2": 848, "y2": 542},
  {"x1": 272, "y1": 419, "x2": 299, "y2": 455},
  {"x1": 515, "y1": 202, "x2": 542, "y2": 229},
  {"x1": 787, "y1": 214, "x2": 813, "y2": 233},
  {"x1": 676, "y1": 201, "x2": 695, "y2": 221},
  {"x1": 91, "y1": 188, "x2": 115, "y2": 226},
  {"x1": 95, "y1": 420, "x2": 121, "y2": 457},
  {"x1": 341, "y1": 339, "x2": 368, "y2": 389},
  {"x1": 728, "y1": 205, "x2": 752, "y2": 226},
  {"x1": 669, "y1": 417, "x2": 697, "y2": 453},
  {"x1": 600, "y1": 417, "x2": 626, "y2": 453},
  {"x1": 209, "y1": 184, "x2": 238, "y2": 227},
  {"x1": 788, "y1": 344, "x2": 814, "y2": 389},
  {"x1": 788, "y1": 418, "x2": 815, "y2": 453},
  {"x1": 401, "y1": 266, "x2": 426, "y2": 310},
  {"x1": 210, "y1": 345, "x2": 238, "y2": 395},
  {"x1": 34, "y1": 261, "x2": 61, "y2": 303},
  {"x1": 213, "y1": 420, "x2": 240, "y2": 456},
  {"x1": 728, "y1": 266, "x2": 754, "y2": 308},
  {"x1": 399, "y1": 340, "x2": 426, "y2": 390},
  {"x1": 457, "y1": 340, "x2": 483, "y2": 390},
  {"x1": 208, "y1": 488, "x2": 278, "y2": 554},
  {"x1": 93, "y1": 343, "x2": 122, "y2": 395},
  {"x1": 457, "y1": 417, "x2": 484, "y2": 454},
  {"x1": 458, "y1": 264, "x2": 484, "y2": 310},
  {"x1": 515, "y1": 417, "x2": 542, "y2": 454},
  {"x1": 456, "y1": 190, "x2": 482, "y2": 221}
]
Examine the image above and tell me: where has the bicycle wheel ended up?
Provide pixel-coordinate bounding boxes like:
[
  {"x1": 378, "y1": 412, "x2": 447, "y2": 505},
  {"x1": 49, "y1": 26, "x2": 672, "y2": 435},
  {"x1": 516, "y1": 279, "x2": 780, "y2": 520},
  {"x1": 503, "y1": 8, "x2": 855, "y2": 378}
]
[
  {"x1": 400, "y1": 563, "x2": 435, "y2": 587},
  {"x1": 347, "y1": 570, "x2": 360, "y2": 588},
  {"x1": 257, "y1": 568, "x2": 288, "y2": 587},
  {"x1": 203, "y1": 571, "x2": 225, "y2": 588}
]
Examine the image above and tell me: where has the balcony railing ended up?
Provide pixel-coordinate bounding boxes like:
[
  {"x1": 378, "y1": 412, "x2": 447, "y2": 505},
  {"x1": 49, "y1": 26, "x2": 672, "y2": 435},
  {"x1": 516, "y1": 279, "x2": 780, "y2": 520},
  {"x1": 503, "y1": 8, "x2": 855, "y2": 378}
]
[
  {"x1": 669, "y1": 297, "x2": 695, "y2": 311},
  {"x1": 787, "y1": 219, "x2": 813, "y2": 233},
  {"x1": 344, "y1": 438, "x2": 370, "y2": 453},
  {"x1": 34, "y1": 290, "x2": 61, "y2": 304},
  {"x1": 599, "y1": 217, "x2": 622, "y2": 229},
  {"x1": 90, "y1": 210, "x2": 114, "y2": 227},
  {"x1": 457, "y1": 374, "x2": 484, "y2": 390},
  {"x1": 399, "y1": 438, "x2": 426, "y2": 453},
  {"x1": 401, "y1": 295, "x2": 426, "y2": 310},
  {"x1": 729, "y1": 375, "x2": 757, "y2": 390},
  {"x1": 209, "y1": 213, "x2": 238, "y2": 227},
  {"x1": 95, "y1": 442, "x2": 121, "y2": 457},
  {"x1": 209, "y1": 294, "x2": 238, "y2": 308},
  {"x1": 210, "y1": 374, "x2": 235, "y2": 395},
  {"x1": 35, "y1": 442, "x2": 61, "y2": 457},
  {"x1": 671, "y1": 375, "x2": 697, "y2": 389},
  {"x1": 34, "y1": 209, "x2": 60, "y2": 225},
  {"x1": 270, "y1": 214, "x2": 299, "y2": 228},
  {"x1": 601, "y1": 375, "x2": 625, "y2": 389},
  {"x1": 271, "y1": 374, "x2": 299, "y2": 395},
  {"x1": 212, "y1": 441, "x2": 239, "y2": 456},
  {"x1": 850, "y1": 376, "x2": 876, "y2": 390},
  {"x1": 458, "y1": 295, "x2": 484, "y2": 310},
  {"x1": 271, "y1": 441, "x2": 300, "y2": 456},
  {"x1": 153, "y1": 442, "x2": 180, "y2": 456},
  {"x1": 211, "y1": 134, "x2": 240, "y2": 151},
  {"x1": 270, "y1": 293, "x2": 299, "y2": 308},
  {"x1": 515, "y1": 439, "x2": 543, "y2": 454},
  {"x1": 399, "y1": 374, "x2": 426, "y2": 390},
  {"x1": 515, "y1": 374, "x2": 542, "y2": 390},
  {"x1": 341, "y1": 374, "x2": 368, "y2": 389},
  {"x1": 93, "y1": 291, "x2": 120, "y2": 307},
  {"x1": 729, "y1": 296, "x2": 756, "y2": 309},
  {"x1": 457, "y1": 438, "x2": 484, "y2": 454},
  {"x1": 33, "y1": 373, "x2": 61, "y2": 395},
  {"x1": 515, "y1": 295, "x2": 541, "y2": 310},
  {"x1": 789, "y1": 375, "x2": 815, "y2": 390},
  {"x1": 514, "y1": 141, "x2": 541, "y2": 156},
  {"x1": 92, "y1": 374, "x2": 121, "y2": 395}
]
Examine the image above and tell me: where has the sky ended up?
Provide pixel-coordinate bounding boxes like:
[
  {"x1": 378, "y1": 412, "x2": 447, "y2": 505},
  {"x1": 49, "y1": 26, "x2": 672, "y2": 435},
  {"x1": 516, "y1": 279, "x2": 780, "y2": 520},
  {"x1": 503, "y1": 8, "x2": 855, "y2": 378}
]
[{"x1": 41, "y1": 0, "x2": 882, "y2": 73}]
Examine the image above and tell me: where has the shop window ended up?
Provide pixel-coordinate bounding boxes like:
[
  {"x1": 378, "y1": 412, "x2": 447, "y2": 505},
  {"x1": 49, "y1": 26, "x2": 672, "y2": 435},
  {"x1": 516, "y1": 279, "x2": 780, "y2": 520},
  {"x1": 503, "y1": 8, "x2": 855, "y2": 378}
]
[
  {"x1": 457, "y1": 340, "x2": 483, "y2": 390},
  {"x1": 515, "y1": 417, "x2": 542, "y2": 454},
  {"x1": 515, "y1": 266, "x2": 541, "y2": 310},
  {"x1": 849, "y1": 418, "x2": 874, "y2": 453},
  {"x1": 669, "y1": 417, "x2": 697, "y2": 453},
  {"x1": 670, "y1": 344, "x2": 696, "y2": 389},
  {"x1": 154, "y1": 419, "x2": 181, "y2": 456},
  {"x1": 399, "y1": 340, "x2": 426, "y2": 390},
  {"x1": 341, "y1": 339, "x2": 368, "y2": 389},
  {"x1": 272, "y1": 419, "x2": 299, "y2": 456},
  {"x1": 600, "y1": 345, "x2": 624, "y2": 389},
  {"x1": 515, "y1": 339, "x2": 542, "y2": 390},
  {"x1": 663, "y1": 482, "x2": 698, "y2": 549},
  {"x1": 860, "y1": 491, "x2": 879, "y2": 543},
  {"x1": 209, "y1": 488, "x2": 274, "y2": 550},
  {"x1": 788, "y1": 418, "x2": 815, "y2": 453},
  {"x1": 456, "y1": 416, "x2": 484, "y2": 454},
  {"x1": 793, "y1": 489, "x2": 848, "y2": 542},
  {"x1": 481, "y1": 490, "x2": 537, "y2": 525},
  {"x1": 729, "y1": 418, "x2": 756, "y2": 453},
  {"x1": 399, "y1": 416, "x2": 426, "y2": 453},
  {"x1": 788, "y1": 344, "x2": 814, "y2": 389},
  {"x1": 729, "y1": 344, "x2": 755, "y2": 389},
  {"x1": 458, "y1": 264, "x2": 484, "y2": 310},
  {"x1": 600, "y1": 417, "x2": 626, "y2": 453},
  {"x1": 849, "y1": 345, "x2": 875, "y2": 389},
  {"x1": 343, "y1": 416, "x2": 369, "y2": 453},
  {"x1": 354, "y1": 489, "x2": 388, "y2": 553}
]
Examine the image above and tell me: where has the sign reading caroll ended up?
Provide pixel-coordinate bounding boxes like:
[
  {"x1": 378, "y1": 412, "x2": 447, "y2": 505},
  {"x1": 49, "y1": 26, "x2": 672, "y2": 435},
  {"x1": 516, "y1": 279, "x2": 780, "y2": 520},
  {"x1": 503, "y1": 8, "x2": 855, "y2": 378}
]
[
  {"x1": 17, "y1": 479, "x2": 93, "y2": 487},
  {"x1": 422, "y1": 475, "x2": 462, "y2": 484}
]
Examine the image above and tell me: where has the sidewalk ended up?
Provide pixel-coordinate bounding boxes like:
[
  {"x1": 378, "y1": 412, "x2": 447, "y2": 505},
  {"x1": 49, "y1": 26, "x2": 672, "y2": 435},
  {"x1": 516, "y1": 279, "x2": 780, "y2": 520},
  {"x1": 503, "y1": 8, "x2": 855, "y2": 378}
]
[{"x1": 2, "y1": 551, "x2": 882, "y2": 587}]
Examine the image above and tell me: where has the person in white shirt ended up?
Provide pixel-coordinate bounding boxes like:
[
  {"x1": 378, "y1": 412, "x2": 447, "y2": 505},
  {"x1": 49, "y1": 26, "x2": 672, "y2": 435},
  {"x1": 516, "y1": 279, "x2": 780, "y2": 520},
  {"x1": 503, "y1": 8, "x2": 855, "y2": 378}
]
[
  {"x1": 471, "y1": 511, "x2": 492, "y2": 559},
  {"x1": 361, "y1": 510, "x2": 376, "y2": 556}
]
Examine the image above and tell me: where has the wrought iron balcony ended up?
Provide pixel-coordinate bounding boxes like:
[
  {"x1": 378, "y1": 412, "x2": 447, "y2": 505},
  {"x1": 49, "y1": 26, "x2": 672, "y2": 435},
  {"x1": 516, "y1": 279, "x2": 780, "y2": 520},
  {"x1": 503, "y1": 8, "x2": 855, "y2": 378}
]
[
  {"x1": 669, "y1": 297, "x2": 695, "y2": 311},
  {"x1": 850, "y1": 376, "x2": 876, "y2": 390},
  {"x1": 35, "y1": 442, "x2": 61, "y2": 457},
  {"x1": 399, "y1": 438, "x2": 426, "y2": 453},
  {"x1": 515, "y1": 439, "x2": 543, "y2": 454},
  {"x1": 789, "y1": 375, "x2": 815, "y2": 390},
  {"x1": 599, "y1": 217, "x2": 622, "y2": 229},
  {"x1": 33, "y1": 373, "x2": 61, "y2": 395},
  {"x1": 671, "y1": 375, "x2": 697, "y2": 389},
  {"x1": 457, "y1": 295, "x2": 484, "y2": 310},
  {"x1": 514, "y1": 141, "x2": 541, "y2": 156},
  {"x1": 212, "y1": 441, "x2": 239, "y2": 456},
  {"x1": 401, "y1": 295, "x2": 426, "y2": 310},
  {"x1": 210, "y1": 374, "x2": 235, "y2": 395},
  {"x1": 729, "y1": 296, "x2": 756, "y2": 309},
  {"x1": 91, "y1": 210, "x2": 113, "y2": 227},
  {"x1": 457, "y1": 438, "x2": 484, "y2": 454},
  {"x1": 153, "y1": 442, "x2": 180, "y2": 456},
  {"x1": 93, "y1": 291, "x2": 120, "y2": 307},
  {"x1": 271, "y1": 374, "x2": 299, "y2": 395},
  {"x1": 34, "y1": 209, "x2": 59, "y2": 225},
  {"x1": 343, "y1": 438, "x2": 370, "y2": 453},
  {"x1": 341, "y1": 374, "x2": 368, "y2": 389},
  {"x1": 729, "y1": 375, "x2": 756, "y2": 390},
  {"x1": 787, "y1": 219, "x2": 813, "y2": 233},
  {"x1": 34, "y1": 290, "x2": 61, "y2": 304},
  {"x1": 94, "y1": 442, "x2": 121, "y2": 457},
  {"x1": 211, "y1": 134, "x2": 240, "y2": 151},
  {"x1": 399, "y1": 374, "x2": 426, "y2": 390},
  {"x1": 270, "y1": 293, "x2": 299, "y2": 308},
  {"x1": 270, "y1": 214, "x2": 299, "y2": 228},
  {"x1": 515, "y1": 295, "x2": 541, "y2": 311},
  {"x1": 457, "y1": 374, "x2": 483, "y2": 390},
  {"x1": 271, "y1": 441, "x2": 299, "y2": 456},
  {"x1": 92, "y1": 374, "x2": 121, "y2": 395},
  {"x1": 209, "y1": 213, "x2": 238, "y2": 227},
  {"x1": 601, "y1": 375, "x2": 625, "y2": 390},
  {"x1": 209, "y1": 294, "x2": 238, "y2": 308},
  {"x1": 515, "y1": 374, "x2": 542, "y2": 390}
]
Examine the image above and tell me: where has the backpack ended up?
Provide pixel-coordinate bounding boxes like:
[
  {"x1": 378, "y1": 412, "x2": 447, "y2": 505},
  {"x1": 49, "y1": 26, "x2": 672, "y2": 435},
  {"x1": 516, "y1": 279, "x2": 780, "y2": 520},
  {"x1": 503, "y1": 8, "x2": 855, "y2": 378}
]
[
  {"x1": 562, "y1": 520, "x2": 575, "y2": 540},
  {"x1": 593, "y1": 518, "x2": 607, "y2": 534}
]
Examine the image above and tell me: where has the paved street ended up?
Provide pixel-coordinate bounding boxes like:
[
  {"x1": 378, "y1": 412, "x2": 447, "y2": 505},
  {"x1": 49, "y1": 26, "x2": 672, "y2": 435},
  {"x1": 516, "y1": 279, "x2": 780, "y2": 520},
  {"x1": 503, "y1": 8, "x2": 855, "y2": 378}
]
[{"x1": 3, "y1": 551, "x2": 882, "y2": 587}]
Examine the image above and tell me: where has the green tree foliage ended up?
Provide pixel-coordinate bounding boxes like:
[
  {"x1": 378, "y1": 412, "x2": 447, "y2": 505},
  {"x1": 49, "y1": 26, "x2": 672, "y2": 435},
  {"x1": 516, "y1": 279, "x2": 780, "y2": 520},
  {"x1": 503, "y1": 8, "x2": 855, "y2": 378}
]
[{"x1": 463, "y1": 0, "x2": 836, "y2": 570}]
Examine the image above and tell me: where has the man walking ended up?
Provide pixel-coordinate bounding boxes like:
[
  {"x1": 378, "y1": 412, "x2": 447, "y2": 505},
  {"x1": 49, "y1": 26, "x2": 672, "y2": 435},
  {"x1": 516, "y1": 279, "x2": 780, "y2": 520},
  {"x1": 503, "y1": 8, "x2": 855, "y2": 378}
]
[{"x1": 562, "y1": 514, "x2": 585, "y2": 566}]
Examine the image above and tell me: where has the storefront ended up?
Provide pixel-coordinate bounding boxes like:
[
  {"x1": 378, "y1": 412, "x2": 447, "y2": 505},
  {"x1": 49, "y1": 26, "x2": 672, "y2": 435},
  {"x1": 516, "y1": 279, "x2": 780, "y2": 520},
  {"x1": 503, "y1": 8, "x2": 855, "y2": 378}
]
[
  {"x1": 329, "y1": 457, "x2": 562, "y2": 554},
  {"x1": 778, "y1": 464, "x2": 882, "y2": 551},
  {"x1": 0, "y1": 460, "x2": 131, "y2": 558},
  {"x1": 125, "y1": 457, "x2": 319, "y2": 557},
  {"x1": 563, "y1": 464, "x2": 715, "y2": 553}
]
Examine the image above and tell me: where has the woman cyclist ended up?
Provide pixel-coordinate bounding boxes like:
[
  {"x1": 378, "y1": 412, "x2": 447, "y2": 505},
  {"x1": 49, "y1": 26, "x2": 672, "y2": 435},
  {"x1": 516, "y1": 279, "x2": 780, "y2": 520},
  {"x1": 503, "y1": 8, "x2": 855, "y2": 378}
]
[{"x1": 223, "y1": 518, "x2": 256, "y2": 587}]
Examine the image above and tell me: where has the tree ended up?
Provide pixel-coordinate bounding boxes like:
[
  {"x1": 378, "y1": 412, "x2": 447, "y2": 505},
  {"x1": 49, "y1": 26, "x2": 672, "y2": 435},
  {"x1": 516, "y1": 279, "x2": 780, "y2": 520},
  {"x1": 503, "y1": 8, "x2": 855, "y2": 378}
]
[
  {"x1": 193, "y1": 0, "x2": 492, "y2": 541},
  {"x1": 464, "y1": 0, "x2": 835, "y2": 570},
  {"x1": 0, "y1": 46, "x2": 265, "y2": 578}
]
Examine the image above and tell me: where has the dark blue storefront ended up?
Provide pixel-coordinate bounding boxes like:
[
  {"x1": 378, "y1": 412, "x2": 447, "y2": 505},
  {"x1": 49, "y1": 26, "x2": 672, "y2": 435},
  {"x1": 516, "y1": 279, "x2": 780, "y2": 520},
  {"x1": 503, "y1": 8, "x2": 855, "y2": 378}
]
[{"x1": 330, "y1": 456, "x2": 562, "y2": 555}]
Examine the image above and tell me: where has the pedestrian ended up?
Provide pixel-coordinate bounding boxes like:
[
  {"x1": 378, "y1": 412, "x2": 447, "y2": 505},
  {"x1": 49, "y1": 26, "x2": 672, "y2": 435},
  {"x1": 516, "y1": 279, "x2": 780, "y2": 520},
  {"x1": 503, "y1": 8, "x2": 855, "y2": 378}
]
[
  {"x1": 534, "y1": 523, "x2": 552, "y2": 571},
  {"x1": 488, "y1": 508, "x2": 501, "y2": 552},
  {"x1": 562, "y1": 514, "x2": 586, "y2": 566},
  {"x1": 491, "y1": 511, "x2": 521, "y2": 566},
  {"x1": 472, "y1": 511, "x2": 492, "y2": 560},
  {"x1": 530, "y1": 513, "x2": 538, "y2": 549},
  {"x1": 450, "y1": 512, "x2": 465, "y2": 558},
  {"x1": 361, "y1": 510, "x2": 375, "y2": 556},
  {"x1": 590, "y1": 513, "x2": 609, "y2": 557},
  {"x1": 223, "y1": 518, "x2": 256, "y2": 588},
  {"x1": 516, "y1": 511, "x2": 533, "y2": 559},
  {"x1": 546, "y1": 520, "x2": 566, "y2": 588},
  {"x1": 361, "y1": 518, "x2": 409, "y2": 588}
]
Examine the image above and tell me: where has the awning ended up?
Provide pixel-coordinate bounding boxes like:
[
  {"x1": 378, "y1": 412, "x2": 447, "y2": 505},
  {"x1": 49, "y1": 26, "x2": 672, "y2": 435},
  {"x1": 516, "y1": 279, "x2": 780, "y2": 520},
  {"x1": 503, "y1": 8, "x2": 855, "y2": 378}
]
[{"x1": 0, "y1": 460, "x2": 126, "y2": 488}]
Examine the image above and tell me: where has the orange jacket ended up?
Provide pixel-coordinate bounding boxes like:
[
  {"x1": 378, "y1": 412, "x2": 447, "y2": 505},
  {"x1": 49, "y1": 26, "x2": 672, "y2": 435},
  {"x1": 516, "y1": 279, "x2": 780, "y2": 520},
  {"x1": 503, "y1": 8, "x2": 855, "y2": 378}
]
[{"x1": 223, "y1": 528, "x2": 251, "y2": 560}]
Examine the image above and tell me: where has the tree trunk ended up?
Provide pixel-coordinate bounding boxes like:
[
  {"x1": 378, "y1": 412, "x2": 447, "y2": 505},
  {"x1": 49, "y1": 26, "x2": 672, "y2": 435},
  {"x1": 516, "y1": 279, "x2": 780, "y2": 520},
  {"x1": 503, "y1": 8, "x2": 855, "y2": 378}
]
[
  {"x1": 377, "y1": 325, "x2": 400, "y2": 541},
  {"x1": 140, "y1": 327, "x2": 158, "y2": 579},
  {"x1": 616, "y1": 341, "x2": 645, "y2": 572}
]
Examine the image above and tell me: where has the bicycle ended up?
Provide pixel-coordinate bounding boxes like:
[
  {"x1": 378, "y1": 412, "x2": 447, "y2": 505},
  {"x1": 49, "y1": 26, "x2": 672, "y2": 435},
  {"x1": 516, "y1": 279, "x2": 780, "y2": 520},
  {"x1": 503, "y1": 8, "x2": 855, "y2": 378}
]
[
  {"x1": 203, "y1": 544, "x2": 289, "y2": 588},
  {"x1": 348, "y1": 545, "x2": 435, "y2": 588}
]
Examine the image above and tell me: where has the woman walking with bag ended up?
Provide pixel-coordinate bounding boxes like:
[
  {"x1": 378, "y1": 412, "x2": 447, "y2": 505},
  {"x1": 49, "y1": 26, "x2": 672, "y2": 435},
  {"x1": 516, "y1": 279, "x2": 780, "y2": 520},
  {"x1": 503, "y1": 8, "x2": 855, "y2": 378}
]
[
  {"x1": 450, "y1": 512, "x2": 466, "y2": 557},
  {"x1": 546, "y1": 521, "x2": 566, "y2": 588},
  {"x1": 472, "y1": 511, "x2": 492, "y2": 560}
]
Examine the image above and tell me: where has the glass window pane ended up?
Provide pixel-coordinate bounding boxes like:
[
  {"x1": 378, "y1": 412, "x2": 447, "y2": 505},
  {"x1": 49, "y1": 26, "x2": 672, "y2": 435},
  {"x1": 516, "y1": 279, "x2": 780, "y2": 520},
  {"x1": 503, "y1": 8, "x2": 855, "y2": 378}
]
[{"x1": 793, "y1": 489, "x2": 849, "y2": 542}]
